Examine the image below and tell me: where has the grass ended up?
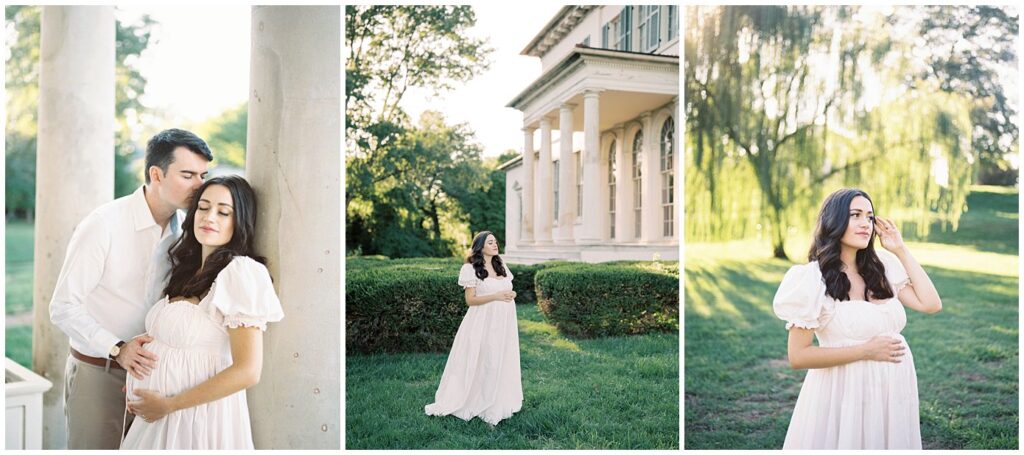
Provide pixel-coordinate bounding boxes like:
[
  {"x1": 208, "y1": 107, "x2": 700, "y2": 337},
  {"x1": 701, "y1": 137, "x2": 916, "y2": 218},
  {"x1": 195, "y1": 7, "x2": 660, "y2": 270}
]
[
  {"x1": 346, "y1": 303, "x2": 679, "y2": 449},
  {"x1": 6, "y1": 220, "x2": 34, "y2": 315},
  {"x1": 684, "y1": 186, "x2": 1019, "y2": 449},
  {"x1": 6, "y1": 219, "x2": 34, "y2": 367}
]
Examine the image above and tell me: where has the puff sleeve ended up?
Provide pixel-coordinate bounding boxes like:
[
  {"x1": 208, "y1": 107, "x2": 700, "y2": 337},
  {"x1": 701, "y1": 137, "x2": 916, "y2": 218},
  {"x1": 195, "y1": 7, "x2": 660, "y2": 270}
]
[
  {"x1": 458, "y1": 264, "x2": 479, "y2": 288},
  {"x1": 504, "y1": 265, "x2": 514, "y2": 281},
  {"x1": 773, "y1": 262, "x2": 830, "y2": 330},
  {"x1": 210, "y1": 256, "x2": 284, "y2": 331},
  {"x1": 878, "y1": 249, "x2": 910, "y2": 293}
]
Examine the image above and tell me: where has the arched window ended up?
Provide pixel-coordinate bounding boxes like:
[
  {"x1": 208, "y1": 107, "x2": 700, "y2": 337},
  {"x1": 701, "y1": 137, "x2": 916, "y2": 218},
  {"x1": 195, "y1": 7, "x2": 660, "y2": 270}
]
[
  {"x1": 608, "y1": 140, "x2": 617, "y2": 239},
  {"x1": 660, "y1": 117, "x2": 675, "y2": 237},
  {"x1": 632, "y1": 130, "x2": 643, "y2": 239}
]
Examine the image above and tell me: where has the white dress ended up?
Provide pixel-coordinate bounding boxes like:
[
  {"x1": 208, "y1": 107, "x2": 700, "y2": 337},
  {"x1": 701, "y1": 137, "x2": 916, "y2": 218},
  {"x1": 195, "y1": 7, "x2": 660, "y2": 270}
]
[
  {"x1": 120, "y1": 256, "x2": 284, "y2": 450},
  {"x1": 424, "y1": 263, "x2": 522, "y2": 425},
  {"x1": 773, "y1": 251, "x2": 921, "y2": 449}
]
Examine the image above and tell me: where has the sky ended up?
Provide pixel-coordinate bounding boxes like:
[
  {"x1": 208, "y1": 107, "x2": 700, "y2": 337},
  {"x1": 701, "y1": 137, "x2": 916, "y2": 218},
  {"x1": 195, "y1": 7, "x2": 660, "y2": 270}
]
[
  {"x1": 117, "y1": 5, "x2": 251, "y2": 125},
  {"x1": 399, "y1": 4, "x2": 565, "y2": 158},
  {"x1": 121, "y1": 5, "x2": 560, "y2": 158}
]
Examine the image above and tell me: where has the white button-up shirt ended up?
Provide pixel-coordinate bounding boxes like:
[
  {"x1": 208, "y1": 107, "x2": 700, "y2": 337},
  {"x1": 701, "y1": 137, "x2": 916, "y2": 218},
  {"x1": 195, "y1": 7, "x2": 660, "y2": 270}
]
[{"x1": 49, "y1": 186, "x2": 182, "y2": 358}]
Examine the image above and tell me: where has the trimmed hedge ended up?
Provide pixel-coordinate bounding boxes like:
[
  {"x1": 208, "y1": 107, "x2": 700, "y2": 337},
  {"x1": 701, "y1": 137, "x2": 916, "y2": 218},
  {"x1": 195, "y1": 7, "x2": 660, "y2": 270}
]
[
  {"x1": 346, "y1": 262, "x2": 465, "y2": 355},
  {"x1": 535, "y1": 261, "x2": 679, "y2": 338},
  {"x1": 346, "y1": 256, "x2": 540, "y2": 354}
]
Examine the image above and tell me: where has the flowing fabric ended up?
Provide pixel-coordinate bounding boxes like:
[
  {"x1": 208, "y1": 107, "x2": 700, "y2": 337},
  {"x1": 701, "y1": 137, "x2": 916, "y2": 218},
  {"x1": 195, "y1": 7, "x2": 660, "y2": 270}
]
[
  {"x1": 773, "y1": 251, "x2": 921, "y2": 449},
  {"x1": 120, "y1": 256, "x2": 283, "y2": 449},
  {"x1": 425, "y1": 264, "x2": 522, "y2": 425}
]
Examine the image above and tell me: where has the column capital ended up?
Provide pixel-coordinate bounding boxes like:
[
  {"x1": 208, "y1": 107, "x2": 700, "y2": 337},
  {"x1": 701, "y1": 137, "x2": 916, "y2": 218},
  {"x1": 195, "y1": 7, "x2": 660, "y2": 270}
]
[
  {"x1": 559, "y1": 102, "x2": 577, "y2": 111},
  {"x1": 539, "y1": 116, "x2": 553, "y2": 128},
  {"x1": 521, "y1": 125, "x2": 537, "y2": 133},
  {"x1": 583, "y1": 89, "x2": 602, "y2": 99}
]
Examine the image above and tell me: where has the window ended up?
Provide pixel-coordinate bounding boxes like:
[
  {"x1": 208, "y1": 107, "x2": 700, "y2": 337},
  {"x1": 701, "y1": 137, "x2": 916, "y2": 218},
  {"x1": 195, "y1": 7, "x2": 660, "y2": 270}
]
[
  {"x1": 638, "y1": 5, "x2": 660, "y2": 52},
  {"x1": 617, "y1": 7, "x2": 632, "y2": 51},
  {"x1": 667, "y1": 6, "x2": 678, "y2": 41},
  {"x1": 602, "y1": 23, "x2": 610, "y2": 48},
  {"x1": 660, "y1": 117, "x2": 675, "y2": 237},
  {"x1": 632, "y1": 130, "x2": 643, "y2": 238},
  {"x1": 553, "y1": 160, "x2": 560, "y2": 223},
  {"x1": 608, "y1": 140, "x2": 617, "y2": 239},
  {"x1": 576, "y1": 151, "x2": 583, "y2": 220}
]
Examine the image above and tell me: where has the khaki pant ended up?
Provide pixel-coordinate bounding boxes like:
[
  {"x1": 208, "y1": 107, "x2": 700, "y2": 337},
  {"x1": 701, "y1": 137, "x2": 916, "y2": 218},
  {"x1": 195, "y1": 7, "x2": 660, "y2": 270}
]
[{"x1": 63, "y1": 355, "x2": 134, "y2": 449}]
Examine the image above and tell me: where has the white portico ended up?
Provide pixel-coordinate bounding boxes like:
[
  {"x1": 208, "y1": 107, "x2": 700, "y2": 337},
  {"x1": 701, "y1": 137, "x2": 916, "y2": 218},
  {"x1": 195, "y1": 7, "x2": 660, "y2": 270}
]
[{"x1": 503, "y1": 5, "x2": 679, "y2": 264}]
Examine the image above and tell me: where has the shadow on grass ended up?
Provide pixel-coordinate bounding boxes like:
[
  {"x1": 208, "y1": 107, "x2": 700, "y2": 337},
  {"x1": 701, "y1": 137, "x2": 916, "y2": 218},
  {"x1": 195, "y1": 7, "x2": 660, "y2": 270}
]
[
  {"x1": 685, "y1": 254, "x2": 1018, "y2": 450},
  {"x1": 346, "y1": 304, "x2": 678, "y2": 449}
]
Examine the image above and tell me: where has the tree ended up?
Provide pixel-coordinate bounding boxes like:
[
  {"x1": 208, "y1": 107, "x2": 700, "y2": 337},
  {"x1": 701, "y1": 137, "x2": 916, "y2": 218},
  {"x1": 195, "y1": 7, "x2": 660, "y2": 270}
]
[
  {"x1": 685, "y1": 6, "x2": 981, "y2": 258},
  {"x1": 348, "y1": 111, "x2": 488, "y2": 258},
  {"x1": 345, "y1": 6, "x2": 493, "y2": 257},
  {"x1": 197, "y1": 102, "x2": 248, "y2": 169}
]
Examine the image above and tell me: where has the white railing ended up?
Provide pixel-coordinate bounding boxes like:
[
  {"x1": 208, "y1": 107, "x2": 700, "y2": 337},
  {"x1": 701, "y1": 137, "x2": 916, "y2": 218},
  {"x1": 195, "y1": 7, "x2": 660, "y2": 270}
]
[{"x1": 5, "y1": 358, "x2": 52, "y2": 450}]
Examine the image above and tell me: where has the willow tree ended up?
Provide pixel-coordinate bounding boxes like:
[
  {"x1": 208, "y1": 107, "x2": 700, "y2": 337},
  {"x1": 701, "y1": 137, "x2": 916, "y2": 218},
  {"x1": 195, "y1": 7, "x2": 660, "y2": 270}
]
[{"x1": 685, "y1": 6, "x2": 976, "y2": 258}]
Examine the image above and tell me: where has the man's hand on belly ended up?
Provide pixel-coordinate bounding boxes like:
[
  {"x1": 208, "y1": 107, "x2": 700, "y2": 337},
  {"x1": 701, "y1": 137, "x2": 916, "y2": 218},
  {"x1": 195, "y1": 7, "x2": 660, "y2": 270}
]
[{"x1": 115, "y1": 335, "x2": 159, "y2": 380}]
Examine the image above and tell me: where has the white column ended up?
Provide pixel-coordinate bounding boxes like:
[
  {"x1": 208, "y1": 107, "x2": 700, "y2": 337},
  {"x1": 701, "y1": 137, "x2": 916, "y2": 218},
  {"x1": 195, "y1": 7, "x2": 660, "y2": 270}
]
[
  {"x1": 613, "y1": 126, "x2": 629, "y2": 243},
  {"x1": 534, "y1": 117, "x2": 553, "y2": 244},
  {"x1": 556, "y1": 103, "x2": 575, "y2": 243},
  {"x1": 641, "y1": 112, "x2": 661, "y2": 242},
  {"x1": 246, "y1": 6, "x2": 340, "y2": 449},
  {"x1": 33, "y1": 6, "x2": 115, "y2": 449},
  {"x1": 579, "y1": 90, "x2": 603, "y2": 243},
  {"x1": 672, "y1": 98, "x2": 681, "y2": 242},
  {"x1": 520, "y1": 126, "x2": 535, "y2": 244}
]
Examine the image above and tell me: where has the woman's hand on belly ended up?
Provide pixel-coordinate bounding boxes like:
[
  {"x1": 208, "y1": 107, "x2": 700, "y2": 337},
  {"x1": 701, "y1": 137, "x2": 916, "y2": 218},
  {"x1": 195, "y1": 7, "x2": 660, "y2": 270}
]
[
  {"x1": 127, "y1": 388, "x2": 177, "y2": 423},
  {"x1": 862, "y1": 335, "x2": 906, "y2": 363}
]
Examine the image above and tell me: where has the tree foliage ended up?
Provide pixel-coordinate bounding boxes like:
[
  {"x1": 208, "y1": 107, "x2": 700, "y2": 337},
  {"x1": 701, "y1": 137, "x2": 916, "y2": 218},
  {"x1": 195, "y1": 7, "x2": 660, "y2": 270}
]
[
  {"x1": 685, "y1": 6, "x2": 1011, "y2": 258},
  {"x1": 345, "y1": 6, "x2": 495, "y2": 257},
  {"x1": 196, "y1": 102, "x2": 248, "y2": 169}
]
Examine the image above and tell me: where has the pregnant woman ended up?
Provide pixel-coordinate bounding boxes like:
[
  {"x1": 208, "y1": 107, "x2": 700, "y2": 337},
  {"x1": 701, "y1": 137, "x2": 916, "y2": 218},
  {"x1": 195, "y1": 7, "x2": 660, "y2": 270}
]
[
  {"x1": 773, "y1": 188, "x2": 942, "y2": 449},
  {"x1": 425, "y1": 231, "x2": 523, "y2": 426},
  {"x1": 120, "y1": 175, "x2": 283, "y2": 449}
]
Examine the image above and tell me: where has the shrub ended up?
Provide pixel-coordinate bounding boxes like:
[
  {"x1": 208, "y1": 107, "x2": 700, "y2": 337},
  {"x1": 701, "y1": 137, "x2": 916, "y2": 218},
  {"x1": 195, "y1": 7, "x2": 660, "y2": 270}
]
[
  {"x1": 346, "y1": 262, "x2": 466, "y2": 355},
  {"x1": 535, "y1": 261, "x2": 679, "y2": 338}
]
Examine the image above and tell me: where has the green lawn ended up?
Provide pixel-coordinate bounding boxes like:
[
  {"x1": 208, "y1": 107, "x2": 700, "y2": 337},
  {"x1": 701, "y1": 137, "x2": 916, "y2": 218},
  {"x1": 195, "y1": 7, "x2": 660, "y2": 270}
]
[
  {"x1": 6, "y1": 219, "x2": 34, "y2": 367},
  {"x1": 684, "y1": 187, "x2": 1019, "y2": 449},
  {"x1": 346, "y1": 304, "x2": 679, "y2": 449}
]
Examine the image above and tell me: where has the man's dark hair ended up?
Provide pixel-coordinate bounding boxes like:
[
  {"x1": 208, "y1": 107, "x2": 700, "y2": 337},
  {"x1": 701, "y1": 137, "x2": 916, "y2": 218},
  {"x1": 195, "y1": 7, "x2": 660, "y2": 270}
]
[{"x1": 144, "y1": 128, "x2": 214, "y2": 184}]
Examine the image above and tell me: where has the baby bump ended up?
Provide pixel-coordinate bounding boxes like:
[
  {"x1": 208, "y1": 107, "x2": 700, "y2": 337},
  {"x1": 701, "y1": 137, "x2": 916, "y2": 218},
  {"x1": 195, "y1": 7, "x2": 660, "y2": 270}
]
[{"x1": 125, "y1": 339, "x2": 227, "y2": 400}]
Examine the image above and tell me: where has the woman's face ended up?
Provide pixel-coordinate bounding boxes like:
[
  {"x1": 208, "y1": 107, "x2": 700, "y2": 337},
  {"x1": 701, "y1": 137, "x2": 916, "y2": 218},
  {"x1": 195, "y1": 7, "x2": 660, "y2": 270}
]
[
  {"x1": 840, "y1": 195, "x2": 874, "y2": 251},
  {"x1": 193, "y1": 184, "x2": 235, "y2": 248},
  {"x1": 482, "y1": 235, "x2": 500, "y2": 257}
]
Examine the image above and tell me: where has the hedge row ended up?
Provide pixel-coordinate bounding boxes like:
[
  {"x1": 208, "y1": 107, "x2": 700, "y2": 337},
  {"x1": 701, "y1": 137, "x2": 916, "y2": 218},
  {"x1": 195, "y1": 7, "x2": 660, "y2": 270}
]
[
  {"x1": 345, "y1": 256, "x2": 545, "y2": 354},
  {"x1": 535, "y1": 261, "x2": 679, "y2": 338},
  {"x1": 346, "y1": 264, "x2": 465, "y2": 355}
]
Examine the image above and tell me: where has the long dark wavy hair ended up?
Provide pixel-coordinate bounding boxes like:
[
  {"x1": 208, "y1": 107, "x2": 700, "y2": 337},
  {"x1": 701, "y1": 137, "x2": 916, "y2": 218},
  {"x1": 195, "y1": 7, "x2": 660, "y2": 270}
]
[
  {"x1": 808, "y1": 188, "x2": 893, "y2": 302},
  {"x1": 163, "y1": 175, "x2": 266, "y2": 299},
  {"x1": 465, "y1": 231, "x2": 507, "y2": 280}
]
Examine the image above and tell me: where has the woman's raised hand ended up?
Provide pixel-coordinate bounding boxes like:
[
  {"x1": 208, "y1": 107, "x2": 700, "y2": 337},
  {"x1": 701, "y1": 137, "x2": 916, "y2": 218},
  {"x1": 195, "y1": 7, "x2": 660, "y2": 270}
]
[
  {"x1": 874, "y1": 216, "x2": 906, "y2": 253},
  {"x1": 862, "y1": 335, "x2": 905, "y2": 363}
]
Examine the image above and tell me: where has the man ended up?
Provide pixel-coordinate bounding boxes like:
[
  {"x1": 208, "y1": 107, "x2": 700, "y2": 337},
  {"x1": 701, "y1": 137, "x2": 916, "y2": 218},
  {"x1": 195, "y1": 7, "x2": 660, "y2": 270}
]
[{"x1": 49, "y1": 128, "x2": 212, "y2": 449}]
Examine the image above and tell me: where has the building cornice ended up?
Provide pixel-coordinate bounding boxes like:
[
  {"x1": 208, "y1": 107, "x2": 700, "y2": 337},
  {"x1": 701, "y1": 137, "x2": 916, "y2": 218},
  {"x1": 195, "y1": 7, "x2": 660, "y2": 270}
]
[
  {"x1": 521, "y1": 6, "x2": 596, "y2": 58},
  {"x1": 507, "y1": 46, "x2": 680, "y2": 112}
]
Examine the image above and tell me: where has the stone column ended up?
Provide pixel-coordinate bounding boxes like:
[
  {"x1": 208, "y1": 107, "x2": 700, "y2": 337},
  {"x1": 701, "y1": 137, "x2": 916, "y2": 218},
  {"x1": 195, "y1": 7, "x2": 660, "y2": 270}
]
[
  {"x1": 613, "y1": 126, "x2": 629, "y2": 243},
  {"x1": 641, "y1": 112, "x2": 661, "y2": 242},
  {"x1": 556, "y1": 103, "x2": 575, "y2": 243},
  {"x1": 671, "y1": 98, "x2": 681, "y2": 241},
  {"x1": 245, "y1": 6, "x2": 340, "y2": 449},
  {"x1": 534, "y1": 117, "x2": 553, "y2": 244},
  {"x1": 578, "y1": 90, "x2": 603, "y2": 243},
  {"x1": 520, "y1": 126, "x2": 535, "y2": 244},
  {"x1": 32, "y1": 6, "x2": 115, "y2": 449}
]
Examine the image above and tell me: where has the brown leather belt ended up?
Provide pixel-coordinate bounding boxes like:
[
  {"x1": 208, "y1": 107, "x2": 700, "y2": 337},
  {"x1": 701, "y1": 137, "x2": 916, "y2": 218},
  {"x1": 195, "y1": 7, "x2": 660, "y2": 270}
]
[{"x1": 71, "y1": 348, "x2": 124, "y2": 370}]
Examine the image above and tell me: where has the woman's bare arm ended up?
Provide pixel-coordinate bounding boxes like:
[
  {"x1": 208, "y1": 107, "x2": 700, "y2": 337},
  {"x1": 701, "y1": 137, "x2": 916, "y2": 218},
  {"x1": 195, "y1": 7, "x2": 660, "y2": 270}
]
[
  {"x1": 464, "y1": 287, "x2": 514, "y2": 306},
  {"x1": 786, "y1": 328, "x2": 905, "y2": 369}
]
